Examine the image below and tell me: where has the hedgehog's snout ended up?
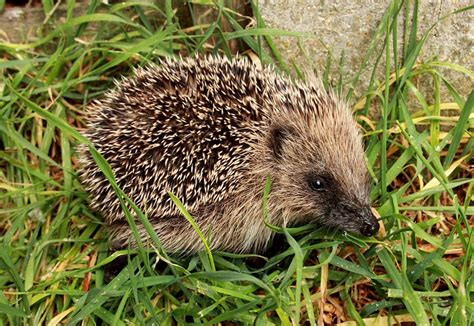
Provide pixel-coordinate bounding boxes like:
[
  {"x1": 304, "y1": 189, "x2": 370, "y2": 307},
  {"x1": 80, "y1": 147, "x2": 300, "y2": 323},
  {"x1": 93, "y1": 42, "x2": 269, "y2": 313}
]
[{"x1": 359, "y1": 209, "x2": 379, "y2": 237}]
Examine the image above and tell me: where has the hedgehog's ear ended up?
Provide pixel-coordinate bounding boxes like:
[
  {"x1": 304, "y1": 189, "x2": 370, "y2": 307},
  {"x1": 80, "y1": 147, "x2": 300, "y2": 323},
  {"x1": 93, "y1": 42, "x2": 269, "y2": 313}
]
[{"x1": 269, "y1": 125, "x2": 295, "y2": 160}]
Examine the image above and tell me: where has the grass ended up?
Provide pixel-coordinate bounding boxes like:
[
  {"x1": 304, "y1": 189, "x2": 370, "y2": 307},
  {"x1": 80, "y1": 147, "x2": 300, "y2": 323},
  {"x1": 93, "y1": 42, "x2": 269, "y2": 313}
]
[{"x1": 0, "y1": 0, "x2": 473, "y2": 324}]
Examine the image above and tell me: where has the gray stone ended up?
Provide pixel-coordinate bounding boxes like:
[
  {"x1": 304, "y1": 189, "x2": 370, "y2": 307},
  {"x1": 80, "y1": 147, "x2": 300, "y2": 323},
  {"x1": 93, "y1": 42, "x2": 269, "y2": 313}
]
[{"x1": 259, "y1": 0, "x2": 473, "y2": 103}]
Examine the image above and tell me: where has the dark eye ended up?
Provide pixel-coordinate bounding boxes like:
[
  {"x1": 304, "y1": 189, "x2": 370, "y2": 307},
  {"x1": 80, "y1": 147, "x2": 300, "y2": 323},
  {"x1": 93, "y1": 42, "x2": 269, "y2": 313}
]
[{"x1": 309, "y1": 179, "x2": 325, "y2": 191}]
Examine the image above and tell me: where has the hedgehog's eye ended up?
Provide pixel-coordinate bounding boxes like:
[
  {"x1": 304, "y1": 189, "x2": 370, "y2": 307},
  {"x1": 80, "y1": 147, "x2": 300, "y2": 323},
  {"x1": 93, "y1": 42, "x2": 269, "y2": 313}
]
[{"x1": 309, "y1": 179, "x2": 325, "y2": 191}]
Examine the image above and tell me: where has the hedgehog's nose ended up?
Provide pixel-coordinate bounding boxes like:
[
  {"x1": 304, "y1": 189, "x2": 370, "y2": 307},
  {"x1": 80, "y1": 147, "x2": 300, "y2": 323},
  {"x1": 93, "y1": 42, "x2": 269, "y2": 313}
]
[
  {"x1": 361, "y1": 221, "x2": 379, "y2": 236},
  {"x1": 360, "y1": 210, "x2": 380, "y2": 237}
]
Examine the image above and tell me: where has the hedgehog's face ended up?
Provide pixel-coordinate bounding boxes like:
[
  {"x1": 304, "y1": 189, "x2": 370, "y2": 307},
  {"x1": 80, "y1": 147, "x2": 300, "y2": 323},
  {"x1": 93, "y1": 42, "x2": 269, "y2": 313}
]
[{"x1": 267, "y1": 109, "x2": 379, "y2": 237}]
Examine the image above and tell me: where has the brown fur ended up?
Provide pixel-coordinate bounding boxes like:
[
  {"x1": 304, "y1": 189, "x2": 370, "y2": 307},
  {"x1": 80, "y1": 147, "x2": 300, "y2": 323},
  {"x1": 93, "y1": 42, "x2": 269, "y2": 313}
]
[{"x1": 78, "y1": 56, "x2": 379, "y2": 254}]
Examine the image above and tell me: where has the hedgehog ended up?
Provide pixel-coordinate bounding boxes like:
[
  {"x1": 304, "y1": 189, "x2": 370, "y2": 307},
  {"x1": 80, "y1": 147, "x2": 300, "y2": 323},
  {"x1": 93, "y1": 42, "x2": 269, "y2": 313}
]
[{"x1": 78, "y1": 55, "x2": 379, "y2": 254}]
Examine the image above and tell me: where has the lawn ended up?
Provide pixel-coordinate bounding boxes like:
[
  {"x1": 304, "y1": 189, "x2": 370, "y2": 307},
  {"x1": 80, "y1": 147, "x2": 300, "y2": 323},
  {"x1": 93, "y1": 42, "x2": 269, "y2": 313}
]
[{"x1": 0, "y1": 1, "x2": 473, "y2": 325}]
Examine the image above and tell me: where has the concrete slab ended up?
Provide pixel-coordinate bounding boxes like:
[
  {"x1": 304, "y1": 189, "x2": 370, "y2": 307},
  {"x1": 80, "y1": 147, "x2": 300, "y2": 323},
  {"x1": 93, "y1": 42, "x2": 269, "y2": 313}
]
[{"x1": 259, "y1": 0, "x2": 473, "y2": 103}]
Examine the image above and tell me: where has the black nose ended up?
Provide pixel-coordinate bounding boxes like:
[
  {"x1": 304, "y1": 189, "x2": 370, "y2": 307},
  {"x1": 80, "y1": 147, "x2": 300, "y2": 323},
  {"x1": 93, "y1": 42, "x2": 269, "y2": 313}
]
[{"x1": 360, "y1": 220, "x2": 379, "y2": 237}]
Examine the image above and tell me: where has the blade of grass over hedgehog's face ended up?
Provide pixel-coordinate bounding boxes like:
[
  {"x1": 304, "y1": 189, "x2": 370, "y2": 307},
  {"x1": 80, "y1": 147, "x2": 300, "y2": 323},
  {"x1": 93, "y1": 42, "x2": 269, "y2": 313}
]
[{"x1": 266, "y1": 95, "x2": 379, "y2": 237}]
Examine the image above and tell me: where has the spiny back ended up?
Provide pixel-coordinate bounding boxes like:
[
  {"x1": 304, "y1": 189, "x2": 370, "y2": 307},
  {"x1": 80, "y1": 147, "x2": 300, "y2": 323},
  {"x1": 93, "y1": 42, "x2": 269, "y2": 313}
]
[{"x1": 81, "y1": 57, "x2": 275, "y2": 223}]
